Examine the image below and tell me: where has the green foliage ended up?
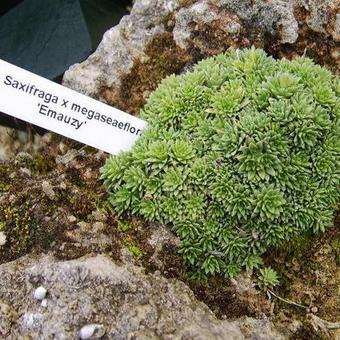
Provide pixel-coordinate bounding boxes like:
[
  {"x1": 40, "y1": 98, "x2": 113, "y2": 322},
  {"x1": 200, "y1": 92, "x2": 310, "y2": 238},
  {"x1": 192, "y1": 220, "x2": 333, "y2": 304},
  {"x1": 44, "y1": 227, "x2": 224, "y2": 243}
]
[
  {"x1": 101, "y1": 48, "x2": 340, "y2": 279},
  {"x1": 257, "y1": 267, "x2": 280, "y2": 290},
  {"x1": 117, "y1": 220, "x2": 131, "y2": 233},
  {"x1": 125, "y1": 242, "x2": 143, "y2": 258},
  {"x1": 331, "y1": 238, "x2": 340, "y2": 265}
]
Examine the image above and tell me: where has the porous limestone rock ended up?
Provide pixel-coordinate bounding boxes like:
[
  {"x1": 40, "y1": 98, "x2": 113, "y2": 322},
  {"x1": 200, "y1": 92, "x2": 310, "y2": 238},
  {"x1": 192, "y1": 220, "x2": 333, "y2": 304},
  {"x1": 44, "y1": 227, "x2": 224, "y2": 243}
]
[
  {"x1": 0, "y1": 254, "x2": 283, "y2": 339},
  {"x1": 0, "y1": 299, "x2": 18, "y2": 336},
  {"x1": 63, "y1": 0, "x2": 177, "y2": 97},
  {"x1": 63, "y1": 0, "x2": 339, "y2": 115}
]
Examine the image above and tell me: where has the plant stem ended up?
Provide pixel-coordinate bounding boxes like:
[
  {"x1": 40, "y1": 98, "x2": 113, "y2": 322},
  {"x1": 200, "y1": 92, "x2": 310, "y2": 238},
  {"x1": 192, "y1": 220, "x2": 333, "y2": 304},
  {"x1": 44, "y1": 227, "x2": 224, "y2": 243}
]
[{"x1": 268, "y1": 289, "x2": 308, "y2": 309}]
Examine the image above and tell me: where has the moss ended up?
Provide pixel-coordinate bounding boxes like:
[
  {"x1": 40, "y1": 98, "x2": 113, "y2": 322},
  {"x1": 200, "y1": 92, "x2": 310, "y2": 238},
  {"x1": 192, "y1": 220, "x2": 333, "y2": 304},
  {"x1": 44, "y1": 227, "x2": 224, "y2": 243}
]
[
  {"x1": 330, "y1": 238, "x2": 340, "y2": 265},
  {"x1": 0, "y1": 183, "x2": 10, "y2": 192},
  {"x1": 0, "y1": 147, "x2": 112, "y2": 264},
  {"x1": 273, "y1": 231, "x2": 314, "y2": 261},
  {"x1": 285, "y1": 6, "x2": 339, "y2": 75},
  {"x1": 31, "y1": 152, "x2": 56, "y2": 175},
  {"x1": 125, "y1": 241, "x2": 143, "y2": 258},
  {"x1": 267, "y1": 223, "x2": 340, "y2": 335},
  {"x1": 100, "y1": 32, "x2": 194, "y2": 114},
  {"x1": 69, "y1": 192, "x2": 99, "y2": 221},
  {"x1": 186, "y1": 17, "x2": 249, "y2": 57},
  {"x1": 0, "y1": 163, "x2": 11, "y2": 193},
  {"x1": 0, "y1": 192, "x2": 61, "y2": 263},
  {"x1": 178, "y1": 0, "x2": 196, "y2": 8},
  {"x1": 118, "y1": 220, "x2": 132, "y2": 233},
  {"x1": 290, "y1": 322, "x2": 328, "y2": 340}
]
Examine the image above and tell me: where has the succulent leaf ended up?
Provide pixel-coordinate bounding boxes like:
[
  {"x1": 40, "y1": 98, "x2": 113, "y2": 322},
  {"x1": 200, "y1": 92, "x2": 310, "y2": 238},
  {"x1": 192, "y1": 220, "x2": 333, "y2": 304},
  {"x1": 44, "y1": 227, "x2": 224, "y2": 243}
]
[{"x1": 101, "y1": 48, "x2": 340, "y2": 280}]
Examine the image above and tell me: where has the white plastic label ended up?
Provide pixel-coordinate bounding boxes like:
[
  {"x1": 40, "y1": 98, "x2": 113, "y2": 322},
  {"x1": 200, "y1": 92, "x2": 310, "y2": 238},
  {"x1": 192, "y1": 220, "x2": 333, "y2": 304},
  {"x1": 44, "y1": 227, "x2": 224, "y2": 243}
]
[{"x1": 0, "y1": 59, "x2": 147, "y2": 154}]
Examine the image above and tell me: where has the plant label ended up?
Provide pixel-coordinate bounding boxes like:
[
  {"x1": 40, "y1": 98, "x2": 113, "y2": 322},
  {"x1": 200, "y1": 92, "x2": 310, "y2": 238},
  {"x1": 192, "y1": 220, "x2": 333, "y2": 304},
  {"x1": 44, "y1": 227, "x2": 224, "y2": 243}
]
[{"x1": 0, "y1": 59, "x2": 147, "y2": 154}]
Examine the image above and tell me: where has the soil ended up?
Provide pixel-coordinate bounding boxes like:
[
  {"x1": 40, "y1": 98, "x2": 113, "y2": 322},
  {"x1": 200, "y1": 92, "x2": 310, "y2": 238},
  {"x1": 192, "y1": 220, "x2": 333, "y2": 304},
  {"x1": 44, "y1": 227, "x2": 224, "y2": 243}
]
[{"x1": 0, "y1": 132, "x2": 339, "y2": 339}]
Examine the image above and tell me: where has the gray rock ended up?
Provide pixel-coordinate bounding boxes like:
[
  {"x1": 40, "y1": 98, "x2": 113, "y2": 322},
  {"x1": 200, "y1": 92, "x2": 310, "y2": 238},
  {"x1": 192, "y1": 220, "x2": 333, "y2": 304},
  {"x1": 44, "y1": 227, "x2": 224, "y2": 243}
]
[
  {"x1": 63, "y1": 0, "x2": 339, "y2": 113},
  {"x1": 0, "y1": 254, "x2": 283, "y2": 339},
  {"x1": 173, "y1": 0, "x2": 298, "y2": 46},
  {"x1": 63, "y1": 0, "x2": 179, "y2": 98},
  {"x1": 0, "y1": 300, "x2": 18, "y2": 337}
]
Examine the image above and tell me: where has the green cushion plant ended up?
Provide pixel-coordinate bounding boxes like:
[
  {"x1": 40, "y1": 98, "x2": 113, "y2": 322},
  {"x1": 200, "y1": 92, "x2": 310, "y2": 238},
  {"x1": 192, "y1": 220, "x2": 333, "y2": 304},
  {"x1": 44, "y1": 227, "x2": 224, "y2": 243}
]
[{"x1": 101, "y1": 48, "x2": 339, "y2": 280}]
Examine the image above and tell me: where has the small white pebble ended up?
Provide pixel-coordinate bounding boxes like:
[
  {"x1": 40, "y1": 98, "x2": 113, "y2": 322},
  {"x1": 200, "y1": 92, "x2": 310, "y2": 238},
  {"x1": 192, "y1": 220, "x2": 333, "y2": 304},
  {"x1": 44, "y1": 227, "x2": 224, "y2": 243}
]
[
  {"x1": 79, "y1": 324, "x2": 96, "y2": 339},
  {"x1": 0, "y1": 232, "x2": 7, "y2": 246},
  {"x1": 33, "y1": 286, "x2": 47, "y2": 301},
  {"x1": 41, "y1": 299, "x2": 48, "y2": 308},
  {"x1": 79, "y1": 324, "x2": 105, "y2": 339},
  {"x1": 311, "y1": 306, "x2": 318, "y2": 313}
]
